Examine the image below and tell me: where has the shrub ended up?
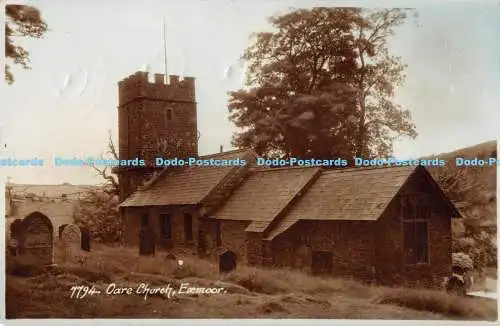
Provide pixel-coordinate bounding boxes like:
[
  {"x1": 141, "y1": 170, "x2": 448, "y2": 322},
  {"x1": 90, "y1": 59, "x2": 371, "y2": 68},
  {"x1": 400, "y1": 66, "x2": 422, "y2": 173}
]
[{"x1": 73, "y1": 188, "x2": 121, "y2": 243}]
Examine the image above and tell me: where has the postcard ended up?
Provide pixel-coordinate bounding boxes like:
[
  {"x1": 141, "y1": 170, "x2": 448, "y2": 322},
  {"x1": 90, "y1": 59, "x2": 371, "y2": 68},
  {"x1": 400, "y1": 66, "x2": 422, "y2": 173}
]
[{"x1": 2, "y1": 0, "x2": 498, "y2": 322}]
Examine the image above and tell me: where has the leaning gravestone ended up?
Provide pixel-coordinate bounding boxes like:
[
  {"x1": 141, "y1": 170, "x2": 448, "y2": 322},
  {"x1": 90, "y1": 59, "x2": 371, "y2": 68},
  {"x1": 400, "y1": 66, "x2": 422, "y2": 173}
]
[
  {"x1": 22, "y1": 213, "x2": 54, "y2": 265},
  {"x1": 61, "y1": 224, "x2": 82, "y2": 254},
  {"x1": 139, "y1": 227, "x2": 156, "y2": 256}
]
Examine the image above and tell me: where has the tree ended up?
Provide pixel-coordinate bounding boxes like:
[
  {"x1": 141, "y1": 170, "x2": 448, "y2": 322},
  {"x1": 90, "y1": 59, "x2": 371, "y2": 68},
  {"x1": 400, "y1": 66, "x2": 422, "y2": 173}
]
[
  {"x1": 228, "y1": 8, "x2": 417, "y2": 159},
  {"x1": 352, "y1": 9, "x2": 418, "y2": 157},
  {"x1": 73, "y1": 131, "x2": 121, "y2": 243},
  {"x1": 92, "y1": 131, "x2": 120, "y2": 196},
  {"x1": 5, "y1": 5, "x2": 48, "y2": 84},
  {"x1": 73, "y1": 188, "x2": 121, "y2": 243}
]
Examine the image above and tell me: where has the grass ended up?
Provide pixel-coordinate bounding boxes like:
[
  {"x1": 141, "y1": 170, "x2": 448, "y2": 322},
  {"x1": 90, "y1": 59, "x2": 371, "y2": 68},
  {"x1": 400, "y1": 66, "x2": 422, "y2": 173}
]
[{"x1": 6, "y1": 244, "x2": 498, "y2": 319}]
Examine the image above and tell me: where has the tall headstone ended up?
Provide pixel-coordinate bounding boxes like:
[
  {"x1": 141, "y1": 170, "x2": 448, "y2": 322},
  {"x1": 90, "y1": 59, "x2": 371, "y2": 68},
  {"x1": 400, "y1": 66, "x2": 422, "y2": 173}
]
[
  {"x1": 61, "y1": 224, "x2": 81, "y2": 254},
  {"x1": 139, "y1": 227, "x2": 156, "y2": 256},
  {"x1": 80, "y1": 227, "x2": 91, "y2": 252},
  {"x1": 21, "y1": 213, "x2": 54, "y2": 265}
]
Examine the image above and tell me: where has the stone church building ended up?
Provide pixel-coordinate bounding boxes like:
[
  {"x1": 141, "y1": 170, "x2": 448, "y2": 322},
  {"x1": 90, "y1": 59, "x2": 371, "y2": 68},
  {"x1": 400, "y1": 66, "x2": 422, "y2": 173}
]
[{"x1": 115, "y1": 71, "x2": 461, "y2": 288}]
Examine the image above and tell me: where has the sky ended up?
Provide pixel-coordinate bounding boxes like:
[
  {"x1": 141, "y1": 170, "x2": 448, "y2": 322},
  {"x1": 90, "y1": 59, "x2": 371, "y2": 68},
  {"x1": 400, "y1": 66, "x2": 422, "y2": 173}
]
[{"x1": 1, "y1": 0, "x2": 500, "y2": 185}]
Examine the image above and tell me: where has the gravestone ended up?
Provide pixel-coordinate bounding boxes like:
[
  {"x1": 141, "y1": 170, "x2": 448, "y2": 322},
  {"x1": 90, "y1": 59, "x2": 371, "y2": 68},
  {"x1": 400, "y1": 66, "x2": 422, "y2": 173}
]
[
  {"x1": 61, "y1": 224, "x2": 81, "y2": 254},
  {"x1": 139, "y1": 227, "x2": 156, "y2": 256},
  {"x1": 8, "y1": 219, "x2": 24, "y2": 256},
  {"x1": 58, "y1": 224, "x2": 68, "y2": 239},
  {"x1": 80, "y1": 227, "x2": 91, "y2": 252},
  {"x1": 21, "y1": 213, "x2": 54, "y2": 265},
  {"x1": 219, "y1": 250, "x2": 237, "y2": 273}
]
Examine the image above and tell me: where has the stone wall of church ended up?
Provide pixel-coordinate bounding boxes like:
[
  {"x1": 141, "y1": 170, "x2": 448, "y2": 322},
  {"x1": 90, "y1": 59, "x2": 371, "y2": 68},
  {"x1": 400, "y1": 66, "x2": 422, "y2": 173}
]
[
  {"x1": 271, "y1": 220, "x2": 376, "y2": 280},
  {"x1": 122, "y1": 205, "x2": 200, "y2": 257},
  {"x1": 199, "y1": 219, "x2": 250, "y2": 263},
  {"x1": 374, "y1": 172, "x2": 453, "y2": 289}
]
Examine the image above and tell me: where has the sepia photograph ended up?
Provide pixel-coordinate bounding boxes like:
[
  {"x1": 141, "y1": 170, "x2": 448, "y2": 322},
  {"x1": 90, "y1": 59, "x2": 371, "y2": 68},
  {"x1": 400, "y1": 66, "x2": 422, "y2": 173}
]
[{"x1": 2, "y1": 0, "x2": 499, "y2": 321}]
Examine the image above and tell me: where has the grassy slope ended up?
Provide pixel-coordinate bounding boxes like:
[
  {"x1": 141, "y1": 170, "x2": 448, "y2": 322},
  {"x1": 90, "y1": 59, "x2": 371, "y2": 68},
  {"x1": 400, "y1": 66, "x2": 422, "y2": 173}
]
[
  {"x1": 425, "y1": 140, "x2": 497, "y2": 225},
  {"x1": 6, "y1": 245, "x2": 497, "y2": 319}
]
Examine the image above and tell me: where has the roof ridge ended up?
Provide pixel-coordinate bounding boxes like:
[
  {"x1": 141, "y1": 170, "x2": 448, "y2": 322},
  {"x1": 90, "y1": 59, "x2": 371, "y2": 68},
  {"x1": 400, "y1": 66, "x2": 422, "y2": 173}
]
[
  {"x1": 137, "y1": 149, "x2": 254, "y2": 193},
  {"x1": 322, "y1": 165, "x2": 418, "y2": 174},
  {"x1": 199, "y1": 148, "x2": 251, "y2": 158},
  {"x1": 249, "y1": 165, "x2": 417, "y2": 174},
  {"x1": 250, "y1": 166, "x2": 319, "y2": 172}
]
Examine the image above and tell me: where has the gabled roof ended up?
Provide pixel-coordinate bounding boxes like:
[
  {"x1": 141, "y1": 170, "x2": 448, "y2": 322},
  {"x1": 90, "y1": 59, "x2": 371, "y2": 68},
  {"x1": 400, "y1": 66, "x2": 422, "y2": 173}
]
[
  {"x1": 120, "y1": 149, "x2": 252, "y2": 207},
  {"x1": 265, "y1": 165, "x2": 459, "y2": 240},
  {"x1": 264, "y1": 165, "x2": 414, "y2": 240},
  {"x1": 210, "y1": 167, "x2": 321, "y2": 232}
]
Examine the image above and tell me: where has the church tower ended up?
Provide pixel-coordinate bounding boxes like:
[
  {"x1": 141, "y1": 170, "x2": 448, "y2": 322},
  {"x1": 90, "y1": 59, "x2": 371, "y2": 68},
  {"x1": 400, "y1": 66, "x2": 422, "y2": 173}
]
[{"x1": 114, "y1": 71, "x2": 198, "y2": 200}]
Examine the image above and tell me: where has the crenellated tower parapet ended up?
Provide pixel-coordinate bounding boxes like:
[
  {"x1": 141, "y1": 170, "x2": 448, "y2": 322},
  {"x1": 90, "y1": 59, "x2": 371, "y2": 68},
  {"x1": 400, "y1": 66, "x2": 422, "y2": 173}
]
[{"x1": 118, "y1": 71, "x2": 195, "y2": 106}]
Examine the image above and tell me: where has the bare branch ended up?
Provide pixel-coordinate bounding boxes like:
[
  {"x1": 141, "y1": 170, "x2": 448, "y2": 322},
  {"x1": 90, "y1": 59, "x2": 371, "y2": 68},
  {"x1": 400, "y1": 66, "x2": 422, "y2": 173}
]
[
  {"x1": 107, "y1": 130, "x2": 119, "y2": 160},
  {"x1": 92, "y1": 165, "x2": 119, "y2": 194}
]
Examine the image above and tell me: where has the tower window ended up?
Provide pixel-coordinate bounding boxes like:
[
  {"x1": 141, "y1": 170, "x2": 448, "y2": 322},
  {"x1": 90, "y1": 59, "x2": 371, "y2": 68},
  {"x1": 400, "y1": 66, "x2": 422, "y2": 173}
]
[{"x1": 166, "y1": 109, "x2": 172, "y2": 121}]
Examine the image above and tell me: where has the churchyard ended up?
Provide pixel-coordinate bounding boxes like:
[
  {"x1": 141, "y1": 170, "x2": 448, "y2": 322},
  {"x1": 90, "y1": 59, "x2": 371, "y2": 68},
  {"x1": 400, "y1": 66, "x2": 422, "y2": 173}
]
[{"x1": 5, "y1": 217, "x2": 497, "y2": 320}]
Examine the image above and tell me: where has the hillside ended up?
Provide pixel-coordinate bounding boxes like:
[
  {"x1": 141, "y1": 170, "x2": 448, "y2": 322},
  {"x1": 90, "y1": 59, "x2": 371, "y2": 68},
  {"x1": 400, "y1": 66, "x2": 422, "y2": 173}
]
[
  {"x1": 425, "y1": 140, "x2": 497, "y2": 226},
  {"x1": 422, "y1": 140, "x2": 497, "y2": 271}
]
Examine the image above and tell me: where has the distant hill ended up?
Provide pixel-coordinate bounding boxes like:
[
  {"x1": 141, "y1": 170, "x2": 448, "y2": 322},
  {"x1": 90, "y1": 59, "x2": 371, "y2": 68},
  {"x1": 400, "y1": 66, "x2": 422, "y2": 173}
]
[{"x1": 425, "y1": 140, "x2": 497, "y2": 226}]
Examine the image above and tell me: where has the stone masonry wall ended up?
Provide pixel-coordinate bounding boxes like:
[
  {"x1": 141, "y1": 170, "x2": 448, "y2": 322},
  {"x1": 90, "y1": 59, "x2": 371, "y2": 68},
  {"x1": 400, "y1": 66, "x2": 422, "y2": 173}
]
[
  {"x1": 200, "y1": 219, "x2": 250, "y2": 264},
  {"x1": 272, "y1": 220, "x2": 376, "y2": 280},
  {"x1": 123, "y1": 205, "x2": 200, "y2": 257},
  {"x1": 375, "y1": 171, "x2": 453, "y2": 289},
  {"x1": 116, "y1": 71, "x2": 198, "y2": 201}
]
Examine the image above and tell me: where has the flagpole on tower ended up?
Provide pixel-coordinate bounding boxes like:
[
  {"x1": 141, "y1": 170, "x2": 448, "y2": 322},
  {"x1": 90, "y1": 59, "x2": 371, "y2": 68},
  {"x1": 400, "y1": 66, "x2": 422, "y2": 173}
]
[{"x1": 162, "y1": 15, "x2": 168, "y2": 83}]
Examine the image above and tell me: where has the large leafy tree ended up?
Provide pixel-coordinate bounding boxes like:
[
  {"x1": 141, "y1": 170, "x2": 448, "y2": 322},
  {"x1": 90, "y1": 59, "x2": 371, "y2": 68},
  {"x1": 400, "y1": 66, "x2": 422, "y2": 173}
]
[
  {"x1": 5, "y1": 5, "x2": 48, "y2": 84},
  {"x1": 228, "y1": 7, "x2": 417, "y2": 160},
  {"x1": 353, "y1": 9, "x2": 417, "y2": 157}
]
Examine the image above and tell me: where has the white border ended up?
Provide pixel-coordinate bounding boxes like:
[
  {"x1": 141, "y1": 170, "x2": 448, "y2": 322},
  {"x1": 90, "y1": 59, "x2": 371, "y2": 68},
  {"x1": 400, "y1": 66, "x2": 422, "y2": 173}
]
[{"x1": 1, "y1": 0, "x2": 499, "y2": 324}]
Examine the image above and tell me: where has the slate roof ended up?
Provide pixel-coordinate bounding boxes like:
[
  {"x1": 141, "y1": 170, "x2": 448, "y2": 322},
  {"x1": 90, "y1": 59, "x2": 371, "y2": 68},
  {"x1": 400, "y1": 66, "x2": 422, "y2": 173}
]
[
  {"x1": 119, "y1": 151, "x2": 459, "y2": 241},
  {"x1": 120, "y1": 149, "x2": 252, "y2": 207},
  {"x1": 265, "y1": 165, "x2": 416, "y2": 239},
  {"x1": 211, "y1": 167, "x2": 321, "y2": 232}
]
